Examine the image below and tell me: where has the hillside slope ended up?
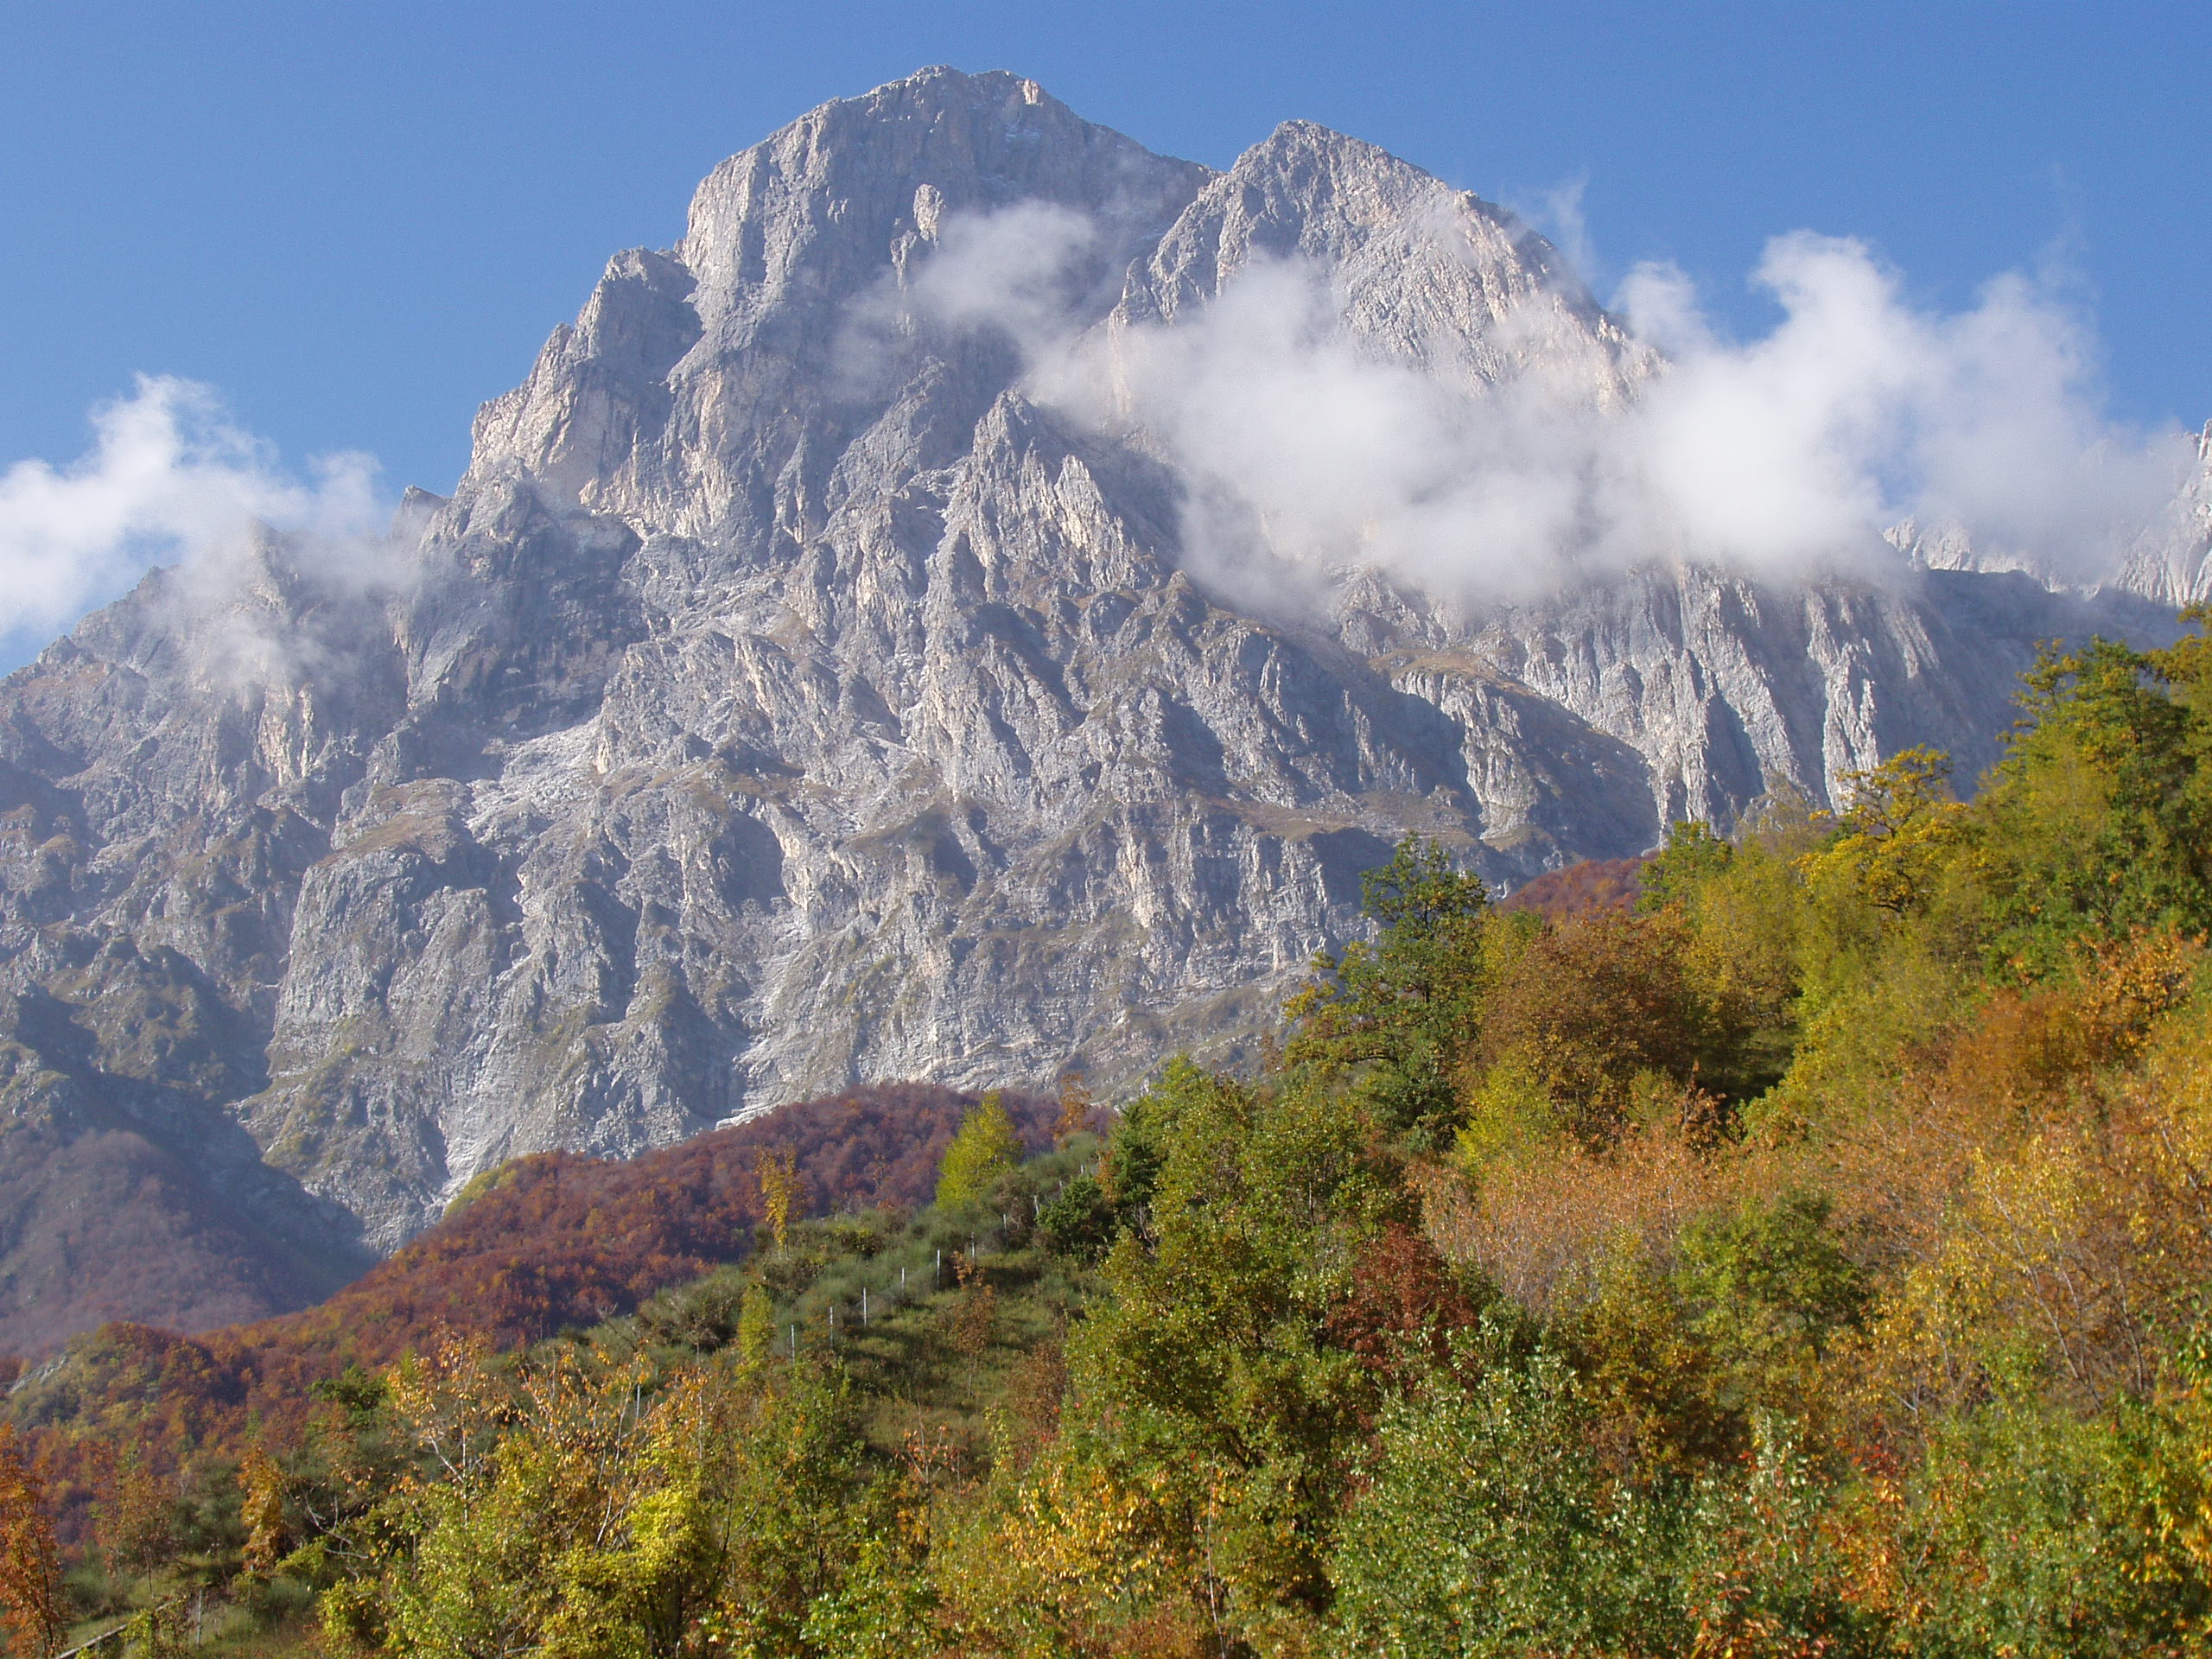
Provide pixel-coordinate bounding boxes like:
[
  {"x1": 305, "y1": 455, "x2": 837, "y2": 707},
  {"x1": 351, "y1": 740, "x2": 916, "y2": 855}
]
[{"x1": 2, "y1": 1082, "x2": 1053, "y2": 1480}]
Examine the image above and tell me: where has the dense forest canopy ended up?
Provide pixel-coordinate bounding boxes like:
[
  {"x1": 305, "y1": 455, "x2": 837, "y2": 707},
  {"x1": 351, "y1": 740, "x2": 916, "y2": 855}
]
[{"x1": 11, "y1": 614, "x2": 2212, "y2": 1656}]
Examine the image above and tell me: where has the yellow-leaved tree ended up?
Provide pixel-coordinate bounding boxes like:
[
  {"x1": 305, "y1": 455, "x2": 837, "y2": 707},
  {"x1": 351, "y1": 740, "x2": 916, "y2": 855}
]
[
  {"x1": 238, "y1": 1445, "x2": 288, "y2": 1579},
  {"x1": 935, "y1": 1093, "x2": 1021, "y2": 1210},
  {"x1": 756, "y1": 1147, "x2": 800, "y2": 1249}
]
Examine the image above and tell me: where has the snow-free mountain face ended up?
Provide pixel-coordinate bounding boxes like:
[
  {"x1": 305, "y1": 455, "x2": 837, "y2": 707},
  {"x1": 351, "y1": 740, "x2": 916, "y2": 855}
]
[
  {"x1": 2115, "y1": 423, "x2": 2212, "y2": 605},
  {"x1": 0, "y1": 67, "x2": 2183, "y2": 1348}
]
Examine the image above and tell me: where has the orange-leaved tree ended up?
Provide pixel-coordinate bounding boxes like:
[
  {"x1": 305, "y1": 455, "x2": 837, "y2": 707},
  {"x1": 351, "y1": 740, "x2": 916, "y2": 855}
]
[{"x1": 0, "y1": 1426, "x2": 62, "y2": 1659}]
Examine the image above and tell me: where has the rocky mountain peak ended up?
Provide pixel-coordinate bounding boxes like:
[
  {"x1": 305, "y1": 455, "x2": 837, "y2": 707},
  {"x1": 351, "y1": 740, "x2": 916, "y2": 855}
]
[
  {"x1": 0, "y1": 69, "x2": 2186, "y2": 1349},
  {"x1": 675, "y1": 66, "x2": 1204, "y2": 327},
  {"x1": 2112, "y1": 421, "x2": 2212, "y2": 605},
  {"x1": 467, "y1": 67, "x2": 1210, "y2": 535},
  {"x1": 1116, "y1": 113, "x2": 1647, "y2": 404}
]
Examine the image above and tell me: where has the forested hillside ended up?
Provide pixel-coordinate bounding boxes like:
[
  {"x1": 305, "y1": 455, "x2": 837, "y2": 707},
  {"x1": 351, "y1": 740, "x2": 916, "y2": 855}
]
[
  {"x1": 10, "y1": 615, "x2": 2212, "y2": 1656},
  {"x1": 0, "y1": 1085, "x2": 1058, "y2": 1549}
]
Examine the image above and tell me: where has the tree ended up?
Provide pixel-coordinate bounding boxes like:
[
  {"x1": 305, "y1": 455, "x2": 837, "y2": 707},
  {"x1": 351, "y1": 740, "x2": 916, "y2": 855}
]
[
  {"x1": 935, "y1": 1093, "x2": 1022, "y2": 1211},
  {"x1": 1977, "y1": 626, "x2": 2212, "y2": 971},
  {"x1": 1284, "y1": 835, "x2": 1494, "y2": 1137},
  {"x1": 736, "y1": 1283, "x2": 776, "y2": 1366},
  {"x1": 321, "y1": 1344, "x2": 738, "y2": 1659},
  {"x1": 1037, "y1": 1173, "x2": 1116, "y2": 1262},
  {"x1": 238, "y1": 1445, "x2": 288, "y2": 1579},
  {"x1": 93, "y1": 1445, "x2": 175, "y2": 1591},
  {"x1": 1636, "y1": 820, "x2": 1734, "y2": 916},
  {"x1": 756, "y1": 1147, "x2": 800, "y2": 1249},
  {"x1": 1800, "y1": 745, "x2": 1967, "y2": 920},
  {"x1": 1469, "y1": 907, "x2": 1705, "y2": 1145},
  {"x1": 1065, "y1": 1059, "x2": 1397, "y2": 1633},
  {"x1": 0, "y1": 1427, "x2": 62, "y2": 1659},
  {"x1": 1675, "y1": 1188, "x2": 1868, "y2": 1414},
  {"x1": 1330, "y1": 1335, "x2": 1687, "y2": 1657},
  {"x1": 1052, "y1": 1072, "x2": 1095, "y2": 1145}
]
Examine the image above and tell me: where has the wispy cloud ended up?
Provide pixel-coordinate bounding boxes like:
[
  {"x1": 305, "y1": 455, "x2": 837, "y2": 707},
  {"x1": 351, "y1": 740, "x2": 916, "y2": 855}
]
[
  {"x1": 0, "y1": 376, "x2": 389, "y2": 664},
  {"x1": 1513, "y1": 175, "x2": 1598, "y2": 289},
  {"x1": 901, "y1": 200, "x2": 1103, "y2": 357},
  {"x1": 1617, "y1": 235, "x2": 2188, "y2": 583},
  {"x1": 899, "y1": 201, "x2": 2196, "y2": 607}
]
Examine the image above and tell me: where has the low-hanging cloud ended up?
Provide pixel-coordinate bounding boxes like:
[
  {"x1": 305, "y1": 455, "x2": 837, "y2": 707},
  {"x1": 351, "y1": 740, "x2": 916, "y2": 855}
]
[
  {"x1": 1617, "y1": 235, "x2": 2190, "y2": 583},
  {"x1": 836, "y1": 200, "x2": 1108, "y2": 397},
  {"x1": 0, "y1": 376, "x2": 390, "y2": 661},
  {"x1": 901, "y1": 201, "x2": 2199, "y2": 606},
  {"x1": 902, "y1": 200, "x2": 1103, "y2": 357}
]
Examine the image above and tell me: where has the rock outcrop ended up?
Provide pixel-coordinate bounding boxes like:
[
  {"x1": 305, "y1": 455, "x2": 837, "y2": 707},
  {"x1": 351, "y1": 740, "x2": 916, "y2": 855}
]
[
  {"x1": 2116, "y1": 423, "x2": 2212, "y2": 605},
  {"x1": 0, "y1": 67, "x2": 2183, "y2": 1345}
]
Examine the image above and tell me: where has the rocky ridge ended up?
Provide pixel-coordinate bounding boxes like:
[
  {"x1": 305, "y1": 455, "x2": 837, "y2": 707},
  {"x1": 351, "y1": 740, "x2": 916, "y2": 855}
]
[
  {"x1": 0, "y1": 67, "x2": 2185, "y2": 1345},
  {"x1": 2118, "y1": 422, "x2": 2212, "y2": 604}
]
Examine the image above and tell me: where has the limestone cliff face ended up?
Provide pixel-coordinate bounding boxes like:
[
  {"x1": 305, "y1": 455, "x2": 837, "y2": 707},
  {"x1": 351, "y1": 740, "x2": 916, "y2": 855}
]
[
  {"x1": 0, "y1": 68, "x2": 2180, "y2": 1332},
  {"x1": 2116, "y1": 423, "x2": 2212, "y2": 605}
]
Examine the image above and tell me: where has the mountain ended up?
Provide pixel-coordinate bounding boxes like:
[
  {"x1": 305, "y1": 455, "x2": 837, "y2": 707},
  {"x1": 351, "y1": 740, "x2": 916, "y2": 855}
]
[
  {"x1": 2118, "y1": 422, "x2": 2212, "y2": 602},
  {"x1": 0, "y1": 67, "x2": 2183, "y2": 1351}
]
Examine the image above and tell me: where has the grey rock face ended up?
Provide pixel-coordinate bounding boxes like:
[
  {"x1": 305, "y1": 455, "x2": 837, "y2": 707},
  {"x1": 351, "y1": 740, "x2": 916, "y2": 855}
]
[
  {"x1": 0, "y1": 67, "x2": 2183, "y2": 1323},
  {"x1": 1116, "y1": 119, "x2": 1651, "y2": 397},
  {"x1": 2115, "y1": 423, "x2": 2212, "y2": 605}
]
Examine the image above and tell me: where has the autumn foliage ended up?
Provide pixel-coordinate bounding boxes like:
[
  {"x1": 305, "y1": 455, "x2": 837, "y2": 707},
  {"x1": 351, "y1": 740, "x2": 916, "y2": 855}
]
[
  {"x1": 0, "y1": 1426, "x2": 62, "y2": 1658},
  {"x1": 3, "y1": 1083, "x2": 1049, "y2": 1545},
  {"x1": 1498, "y1": 852, "x2": 1647, "y2": 921}
]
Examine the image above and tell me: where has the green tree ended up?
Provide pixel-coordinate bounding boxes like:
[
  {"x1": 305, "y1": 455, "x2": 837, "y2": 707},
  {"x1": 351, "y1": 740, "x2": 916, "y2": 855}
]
[
  {"x1": 1906, "y1": 1398, "x2": 2202, "y2": 1658},
  {"x1": 1285, "y1": 836, "x2": 1494, "y2": 1139},
  {"x1": 1675, "y1": 1188, "x2": 1867, "y2": 1415},
  {"x1": 1977, "y1": 626, "x2": 2212, "y2": 974},
  {"x1": 1331, "y1": 1332, "x2": 1689, "y2": 1657},
  {"x1": 1035, "y1": 1172, "x2": 1116, "y2": 1262},
  {"x1": 1636, "y1": 820, "x2": 1734, "y2": 916},
  {"x1": 1065, "y1": 1059, "x2": 1400, "y2": 1632}
]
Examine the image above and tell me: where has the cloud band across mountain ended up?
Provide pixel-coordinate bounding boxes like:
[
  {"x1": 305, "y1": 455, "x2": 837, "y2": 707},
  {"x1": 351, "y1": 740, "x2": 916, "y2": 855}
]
[{"x1": 893, "y1": 198, "x2": 2196, "y2": 604}]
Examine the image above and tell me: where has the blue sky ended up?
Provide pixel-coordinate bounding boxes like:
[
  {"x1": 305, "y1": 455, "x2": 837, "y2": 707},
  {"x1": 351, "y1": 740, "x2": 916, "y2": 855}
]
[{"x1": 2, "y1": 2, "x2": 2205, "y2": 512}]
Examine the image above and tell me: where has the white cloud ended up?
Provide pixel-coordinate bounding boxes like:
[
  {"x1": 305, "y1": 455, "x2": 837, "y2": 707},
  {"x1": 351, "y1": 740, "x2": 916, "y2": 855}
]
[
  {"x1": 0, "y1": 376, "x2": 389, "y2": 658},
  {"x1": 1045, "y1": 260, "x2": 1619, "y2": 602},
  {"x1": 899, "y1": 203, "x2": 2196, "y2": 607},
  {"x1": 836, "y1": 200, "x2": 1106, "y2": 397},
  {"x1": 1619, "y1": 235, "x2": 2191, "y2": 583},
  {"x1": 903, "y1": 201, "x2": 1102, "y2": 357},
  {"x1": 18, "y1": 215, "x2": 2183, "y2": 674}
]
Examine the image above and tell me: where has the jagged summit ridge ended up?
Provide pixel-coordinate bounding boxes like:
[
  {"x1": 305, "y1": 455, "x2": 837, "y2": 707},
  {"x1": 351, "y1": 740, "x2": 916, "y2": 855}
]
[
  {"x1": 474, "y1": 67, "x2": 1211, "y2": 526},
  {"x1": 0, "y1": 69, "x2": 2180, "y2": 1347},
  {"x1": 2116, "y1": 423, "x2": 2212, "y2": 604},
  {"x1": 1117, "y1": 115, "x2": 1645, "y2": 401}
]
